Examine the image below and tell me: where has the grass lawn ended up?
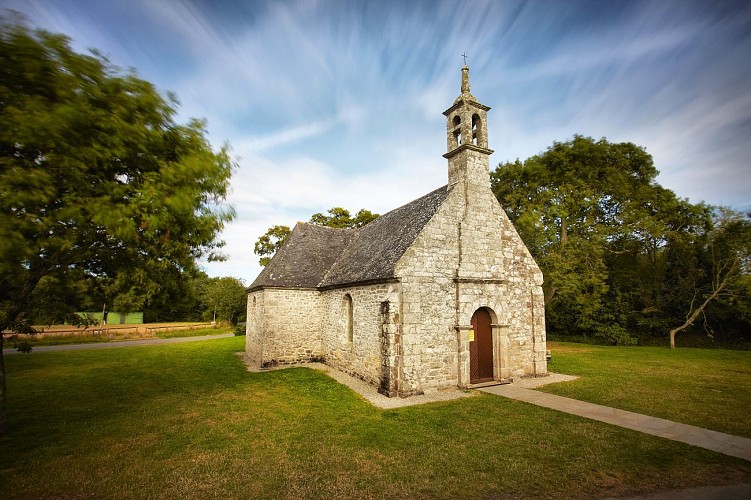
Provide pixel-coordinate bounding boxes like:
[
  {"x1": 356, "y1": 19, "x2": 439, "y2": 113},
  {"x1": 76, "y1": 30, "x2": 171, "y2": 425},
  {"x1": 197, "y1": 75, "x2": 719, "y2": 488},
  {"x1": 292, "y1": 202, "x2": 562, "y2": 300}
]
[
  {"x1": 543, "y1": 341, "x2": 751, "y2": 438},
  {"x1": 1, "y1": 338, "x2": 749, "y2": 498}
]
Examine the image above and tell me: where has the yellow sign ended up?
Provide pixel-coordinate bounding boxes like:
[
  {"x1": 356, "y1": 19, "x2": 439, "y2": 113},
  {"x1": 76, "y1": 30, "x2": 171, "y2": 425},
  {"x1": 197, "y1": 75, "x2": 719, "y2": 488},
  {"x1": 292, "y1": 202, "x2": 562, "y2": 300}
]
[{"x1": 468, "y1": 329, "x2": 475, "y2": 342}]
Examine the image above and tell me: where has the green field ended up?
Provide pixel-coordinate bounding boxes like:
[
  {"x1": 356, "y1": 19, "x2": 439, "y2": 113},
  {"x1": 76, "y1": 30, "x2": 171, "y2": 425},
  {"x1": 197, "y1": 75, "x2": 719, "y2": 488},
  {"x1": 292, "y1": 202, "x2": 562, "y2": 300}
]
[{"x1": 1, "y1": 337, "x2": 749, "y2": 498}]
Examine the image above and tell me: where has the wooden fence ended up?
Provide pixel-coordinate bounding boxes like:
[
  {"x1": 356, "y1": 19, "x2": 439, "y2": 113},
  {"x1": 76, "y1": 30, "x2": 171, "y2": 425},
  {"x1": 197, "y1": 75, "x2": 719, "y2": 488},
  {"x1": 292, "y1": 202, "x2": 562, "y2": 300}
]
[{"x1": 2, "y1": 322, "x2": 216, "y2": 339}]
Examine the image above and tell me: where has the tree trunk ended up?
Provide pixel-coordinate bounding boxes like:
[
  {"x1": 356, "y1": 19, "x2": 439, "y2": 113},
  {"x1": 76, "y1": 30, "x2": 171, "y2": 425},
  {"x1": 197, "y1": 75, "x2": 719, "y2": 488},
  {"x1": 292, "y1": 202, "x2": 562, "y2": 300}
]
[
  {"x1": 0, "y1": 311, "x2": 16, "y2": 436},
  {"x1": 0, "y1": 272, "x2": 48, "y2": 435},
  {"x1": 0, "y1": 335, "x2": 7, "y2": 435},
  {"x1": 667, "y1": 268, "x2": 733, "y2": 349},
  {"x1": 543, "y1": 285, "x2": 557, "y2": 306},
  {"x1": 0, "y1": 299, "x2": 35, "y2": 436},
  {"x1": 668, "y1": 296, "x2": 710, "y2": 349}
]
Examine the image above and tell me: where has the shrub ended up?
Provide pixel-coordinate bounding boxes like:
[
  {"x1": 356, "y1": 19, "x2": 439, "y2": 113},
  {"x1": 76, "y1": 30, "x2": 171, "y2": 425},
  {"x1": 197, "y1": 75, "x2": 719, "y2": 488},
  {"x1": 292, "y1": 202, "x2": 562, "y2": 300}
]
[{"x1": 594, "y1": 324, "x2": 637, "y2": 345}]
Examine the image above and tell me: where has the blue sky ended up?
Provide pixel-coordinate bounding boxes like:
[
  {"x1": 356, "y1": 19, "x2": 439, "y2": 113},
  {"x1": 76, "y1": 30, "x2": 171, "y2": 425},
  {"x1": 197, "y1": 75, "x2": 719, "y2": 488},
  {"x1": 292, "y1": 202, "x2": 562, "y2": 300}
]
[{"x1": 3, "y1": 0, "x2": 750, "y2": 283}]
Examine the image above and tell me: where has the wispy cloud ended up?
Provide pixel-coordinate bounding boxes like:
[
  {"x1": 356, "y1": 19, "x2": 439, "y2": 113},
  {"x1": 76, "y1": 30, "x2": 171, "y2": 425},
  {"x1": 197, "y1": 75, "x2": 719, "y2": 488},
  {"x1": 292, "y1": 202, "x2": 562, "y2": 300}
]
[
  {"x1": 6, "y1": 0, "x2": 751, "y2": 281},
  {"x1": 238, "y1": 119, "x2": 337, "y2": 153}
]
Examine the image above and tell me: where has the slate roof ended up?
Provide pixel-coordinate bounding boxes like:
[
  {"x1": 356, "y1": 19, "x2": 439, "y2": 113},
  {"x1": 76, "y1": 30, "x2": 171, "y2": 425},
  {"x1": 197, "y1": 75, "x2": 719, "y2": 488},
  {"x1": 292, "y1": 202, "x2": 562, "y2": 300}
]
[
  {"x1": 249, "y1": 185, "x2": 450, "y2": 291},
  {"x1": 320, "y1": 185, "x2": 449, "y2": 287},
  {"x1": 248, "y1": 223, "x2": 355, "y2": 291}
]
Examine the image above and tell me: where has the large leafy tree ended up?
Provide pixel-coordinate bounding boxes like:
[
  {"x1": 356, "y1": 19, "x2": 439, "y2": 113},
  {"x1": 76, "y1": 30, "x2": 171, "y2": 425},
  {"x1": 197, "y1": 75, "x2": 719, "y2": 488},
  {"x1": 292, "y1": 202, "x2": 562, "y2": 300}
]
[
  {"x1": 254, "y1": 207, "x2": 378, "y2": 266},
  {"x1": 0, "y1": 18, "x2": 235, "y2": 433},
  {"x1": 492, "y1": 136, "x2": 696, "y2": 343},
  {"x1": 603, "y1": 197, "x2": 713, "y2": 341},
  {"x1": 492, "y1": 135, "x2": 750, "y2": 347}
]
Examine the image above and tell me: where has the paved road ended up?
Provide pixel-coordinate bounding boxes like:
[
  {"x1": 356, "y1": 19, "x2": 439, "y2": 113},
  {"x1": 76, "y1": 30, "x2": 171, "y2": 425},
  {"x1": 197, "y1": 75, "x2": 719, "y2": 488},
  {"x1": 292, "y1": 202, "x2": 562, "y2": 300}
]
[{"x1": 3, "y1": 333, "x2": 235, "y2": 354}]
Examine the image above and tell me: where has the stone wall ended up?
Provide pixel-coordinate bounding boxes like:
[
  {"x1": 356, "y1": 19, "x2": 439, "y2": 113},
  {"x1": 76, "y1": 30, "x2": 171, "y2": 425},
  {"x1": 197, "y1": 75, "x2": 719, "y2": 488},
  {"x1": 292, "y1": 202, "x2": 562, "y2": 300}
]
[
  {"x1": 453, "y1": 148, "x2": 546, "y2": 379},
  {"x1": 398, "y1": 275, "x2": 459, "y2": 395},
  {"x1": 320, "y1": 283, "x2": 400, "y2": 388},
  {"x1": 245, "y1": 139, "x2": 546, "y2": 395},
  {"x1": 394, "y1": 195, "x2": 459, "y2": 395},
  {"x1": 395, "y1": 146, "x2": 547, "y2": 394},
  {"x1": 246, "y1": 288, "x2": 324, "y2": 367},
  {"x1": 245, "y1": 291, "x2": 263, "y2": 366}
]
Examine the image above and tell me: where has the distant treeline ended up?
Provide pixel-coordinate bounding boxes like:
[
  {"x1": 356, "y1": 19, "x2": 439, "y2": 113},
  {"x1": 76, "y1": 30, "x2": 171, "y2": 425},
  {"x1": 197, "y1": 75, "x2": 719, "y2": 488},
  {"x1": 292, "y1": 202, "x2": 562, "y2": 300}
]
[{"x1": 75, "y1": 311, "x2": 144, "y2": 325}]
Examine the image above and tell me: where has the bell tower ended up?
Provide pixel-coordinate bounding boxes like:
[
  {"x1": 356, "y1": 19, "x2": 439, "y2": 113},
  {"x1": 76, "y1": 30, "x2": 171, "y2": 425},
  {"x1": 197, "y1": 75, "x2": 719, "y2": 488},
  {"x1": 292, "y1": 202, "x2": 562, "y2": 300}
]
[{"x1": 442, "y1": 65, "x2": 493, "y2": 189}]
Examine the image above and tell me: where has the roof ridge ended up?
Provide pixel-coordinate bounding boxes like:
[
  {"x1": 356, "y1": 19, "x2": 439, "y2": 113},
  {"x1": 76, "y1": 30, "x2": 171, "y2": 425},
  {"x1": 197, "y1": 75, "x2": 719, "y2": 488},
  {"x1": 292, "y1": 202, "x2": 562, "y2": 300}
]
[
  {"x1": 295, "y1": 221, "x2": 358, "y2": 232},
  {"x1": 248, "y1": 221, "x2": 357, "y2": 291},
  {"x1": 249, "y1": 185, "x2": 451, "y2": 291},
  {"x1": 319, "y1": 185, "x2": 449, "y2": 287}
]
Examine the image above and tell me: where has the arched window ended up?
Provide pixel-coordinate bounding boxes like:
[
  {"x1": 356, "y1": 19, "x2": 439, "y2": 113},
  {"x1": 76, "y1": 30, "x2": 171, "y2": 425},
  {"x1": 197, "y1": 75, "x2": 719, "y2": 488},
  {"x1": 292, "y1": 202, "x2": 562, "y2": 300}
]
[
  {"x1": 452, "y1": 115, "x2": 462, "y2": 147},
  {"x1": 472, "y1": 114, "x2": 481, "y2": 146},
  {"x1": 342, "y1": 294, "x2": 353, "y2": 342}
]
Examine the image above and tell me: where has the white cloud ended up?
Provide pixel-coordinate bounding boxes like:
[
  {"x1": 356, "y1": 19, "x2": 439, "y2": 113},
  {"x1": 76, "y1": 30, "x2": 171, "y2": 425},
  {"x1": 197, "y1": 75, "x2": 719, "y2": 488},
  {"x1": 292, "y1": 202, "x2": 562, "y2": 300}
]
[
  {"x1": 9, "y1": 0, "x2": 751, "y2": 280},
  {"x1": 238, "y1": 119, "x2": 337, "y2": 153}
]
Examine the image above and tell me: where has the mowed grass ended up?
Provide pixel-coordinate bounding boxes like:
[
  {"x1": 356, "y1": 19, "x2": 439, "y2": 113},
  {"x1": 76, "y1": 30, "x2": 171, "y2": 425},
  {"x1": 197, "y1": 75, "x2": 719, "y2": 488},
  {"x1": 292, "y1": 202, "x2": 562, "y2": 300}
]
[
  {"x1": 1, "y1": 338, "x2": 749, "y2": 499},
  {"x1": 543, "y1": 341, "x2": 751, "y2": 438}
]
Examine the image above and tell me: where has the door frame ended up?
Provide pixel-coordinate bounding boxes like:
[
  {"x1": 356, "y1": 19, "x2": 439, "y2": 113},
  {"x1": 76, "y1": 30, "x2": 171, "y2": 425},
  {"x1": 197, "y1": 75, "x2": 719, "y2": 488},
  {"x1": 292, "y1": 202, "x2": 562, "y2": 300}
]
[{"x1": 469, "y1": 307, "x2": 494, "y2": 384}]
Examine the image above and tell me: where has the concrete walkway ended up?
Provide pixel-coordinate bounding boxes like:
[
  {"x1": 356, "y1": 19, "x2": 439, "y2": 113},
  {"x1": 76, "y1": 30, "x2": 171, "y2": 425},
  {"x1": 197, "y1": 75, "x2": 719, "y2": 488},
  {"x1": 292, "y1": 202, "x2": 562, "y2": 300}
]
[
  {"x1": 2, "y1": 333, "x2": 234, "y2": 354},
  {"x1": 480, "y1": 384, "x2": 751, "y2": 462}
]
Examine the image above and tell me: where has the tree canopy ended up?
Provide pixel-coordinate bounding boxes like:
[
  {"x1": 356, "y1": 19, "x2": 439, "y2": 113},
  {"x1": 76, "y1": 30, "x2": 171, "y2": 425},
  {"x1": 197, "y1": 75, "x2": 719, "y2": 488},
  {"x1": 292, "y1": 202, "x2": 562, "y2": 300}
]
[
  {"x1": 202, "y1": 276, "x2": 247, "y2": 325},
  {"x1": 254, "y1": 207, "x2": 379, "y2": 266},
  {"x1": 309, "y1": 207, "x2": 379, "y2": 229},
  {"x1": 0, "y1": 17, "x2": 235, "y2": 433},
  {"x1": 492, "y1": 135, "x2": 750, "y2": 347},
  {"x1": 254, "y1": 225, "x2": 293, "y2": 267}
]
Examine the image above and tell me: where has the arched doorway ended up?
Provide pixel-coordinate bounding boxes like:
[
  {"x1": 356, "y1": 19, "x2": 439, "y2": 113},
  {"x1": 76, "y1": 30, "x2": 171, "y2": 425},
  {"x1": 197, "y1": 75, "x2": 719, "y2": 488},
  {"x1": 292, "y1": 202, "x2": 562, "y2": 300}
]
[{"x1": 470, "y1": 308, "x2": 494, "y2": 383}]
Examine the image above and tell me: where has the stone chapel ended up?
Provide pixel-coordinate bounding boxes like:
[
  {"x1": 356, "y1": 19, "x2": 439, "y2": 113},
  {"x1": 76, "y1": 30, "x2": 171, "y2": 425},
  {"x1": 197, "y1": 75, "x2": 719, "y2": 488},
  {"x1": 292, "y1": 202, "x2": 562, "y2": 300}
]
[{"x1": 245, "y1": 66, "x2": 547, "y2": 397}]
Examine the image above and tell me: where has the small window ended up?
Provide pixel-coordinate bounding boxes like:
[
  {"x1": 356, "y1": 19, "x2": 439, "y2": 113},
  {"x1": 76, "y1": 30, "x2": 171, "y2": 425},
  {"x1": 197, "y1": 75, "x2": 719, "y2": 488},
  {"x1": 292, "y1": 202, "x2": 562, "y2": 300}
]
[
  {"x1": 452, "y1": 115, "x2": 462, "y2": 147},
  {"x1": 472, "y1": 114, "x2": 480, "y2": 146},
  {"x1": 343, "y1": 294, "x2": 354, "y2": 342}
]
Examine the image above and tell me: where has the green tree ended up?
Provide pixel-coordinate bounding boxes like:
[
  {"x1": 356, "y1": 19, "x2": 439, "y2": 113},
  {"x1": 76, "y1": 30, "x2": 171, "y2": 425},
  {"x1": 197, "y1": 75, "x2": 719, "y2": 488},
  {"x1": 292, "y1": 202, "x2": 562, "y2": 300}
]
[
  {"x1": 491, "y1": 136, "x2": 682, "y2": 344},
  {"x1": 202, "y1": 277, "x2": 247, "y2": 325},
  {"x1": 607, "y1": 197, "x2": 712, "y2": 343},
  {"x1": 254, "y1": 207, "x2": 379, "y2": 266},
  {"x1": 25, "y1": 274, "x2": 92, "y2": 327},
  {"x1": 0, "y1": 18, "x2": 235, "y2": 433},
  {"x1": 309, "y1": 207, "x2": 379, "y2": 228},
  {"x1": 254, "y1": 225, "x2": 291, "y2": 267},
  {"x1": 491, "y1": 135, "x2": 751, "y2": 348},
  {"x1": 668, "y1": 209, "x2": 751, "y2": 348},
  {"x1": 140, "y1": 267, "x2": 206, "y2": 322},
  {"x1": 106, "y1": 270, "x2": 152, "y2": 320}
]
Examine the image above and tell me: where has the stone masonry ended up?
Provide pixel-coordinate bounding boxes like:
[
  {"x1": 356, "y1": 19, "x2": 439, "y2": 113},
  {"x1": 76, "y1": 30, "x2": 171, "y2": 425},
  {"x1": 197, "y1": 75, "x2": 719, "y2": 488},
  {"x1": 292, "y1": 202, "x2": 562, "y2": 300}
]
[{"x1": 246, "y1": 65, "x2": 547, "y2": 397}]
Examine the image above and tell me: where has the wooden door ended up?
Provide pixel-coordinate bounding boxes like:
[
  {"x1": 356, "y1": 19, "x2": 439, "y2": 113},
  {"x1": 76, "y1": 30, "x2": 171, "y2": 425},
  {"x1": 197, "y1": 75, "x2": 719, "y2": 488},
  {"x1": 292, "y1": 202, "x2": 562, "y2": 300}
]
[{"x1": 470, "y1": 308, "x2": 494, "y2": 383}]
